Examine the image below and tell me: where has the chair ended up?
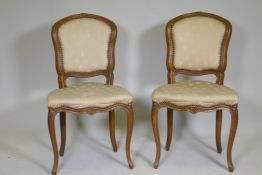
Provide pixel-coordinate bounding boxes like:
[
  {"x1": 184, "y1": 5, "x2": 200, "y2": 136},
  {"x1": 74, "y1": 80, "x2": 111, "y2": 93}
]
[
  {"x1": 47, "y1": 13, "x2": 134, "y2": 175},
  {"x1": 151, "y1": 12, "x2": 238, "y2": 172}
]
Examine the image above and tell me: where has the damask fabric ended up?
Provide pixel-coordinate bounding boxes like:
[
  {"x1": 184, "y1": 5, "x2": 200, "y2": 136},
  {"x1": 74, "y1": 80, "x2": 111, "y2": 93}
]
[
  {"x1": 58, "y1": 18, "x2": 111, "y2": 72},
  {"x1": 152, "y1": 80, "x2": 238, "y2": 107},
  {"x1": 48, "y1": 83, "x2": 132, "y2": 108},
  {"x1": 172, "y1": 16, "x2": 225, "y2": 71}
]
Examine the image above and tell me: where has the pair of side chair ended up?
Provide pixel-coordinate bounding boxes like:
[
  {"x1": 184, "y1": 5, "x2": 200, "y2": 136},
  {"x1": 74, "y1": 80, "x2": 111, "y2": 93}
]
[{"x1": 47, "y1": 12, "x2": 239, "y2": 175}]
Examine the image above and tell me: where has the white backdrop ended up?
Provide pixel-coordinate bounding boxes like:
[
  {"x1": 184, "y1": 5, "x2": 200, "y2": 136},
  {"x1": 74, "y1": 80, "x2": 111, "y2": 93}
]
[{"x1": 0, "y1": 0, "x2": 262, "y2": 174}]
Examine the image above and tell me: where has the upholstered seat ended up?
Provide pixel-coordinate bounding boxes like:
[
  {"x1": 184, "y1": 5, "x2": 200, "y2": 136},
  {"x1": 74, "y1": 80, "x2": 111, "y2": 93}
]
[
  {"x1": 48, "y1": 82, "x2": 133, "y2": 108},
  {"x1": 152, "y1": 80, "x2": 238, "y2": 107}
]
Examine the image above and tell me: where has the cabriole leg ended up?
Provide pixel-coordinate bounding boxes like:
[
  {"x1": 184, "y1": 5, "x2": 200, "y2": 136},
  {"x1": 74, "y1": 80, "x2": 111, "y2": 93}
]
[
  {"x1": 48, "y1": 109, "x2": 59, "y2": 175},
  {"x1": 125, "y1": 104, "x2": 134, "y2": 169},
  {"x1": 227, "y1": 106, "x2": 238, "y2": 172},
  {"x1": 152, "y1": 102, "x2": 160, "y2": 169}
]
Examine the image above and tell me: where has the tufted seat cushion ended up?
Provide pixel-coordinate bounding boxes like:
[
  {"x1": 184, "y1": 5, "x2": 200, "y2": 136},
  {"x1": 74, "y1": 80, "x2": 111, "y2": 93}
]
[
  {"x1": 152, "y1": 80, "x2": 238, "y2": 107},
  {"x1": 48, "y1": 82, "x2": 132, "y2": 108}
]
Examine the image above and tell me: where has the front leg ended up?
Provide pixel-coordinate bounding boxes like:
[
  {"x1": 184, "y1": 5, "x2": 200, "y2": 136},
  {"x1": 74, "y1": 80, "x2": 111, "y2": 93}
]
[
  {"x1": 227, "y1": 106, "x2": 238, "y2": 172},
  {"x1": 48, "y1": 109, "x2": 59, "y2": 175},
  {"x1": 152, "y1": 102, "x2": 161, "y2": 169},
  {"x1": 125, "y1": 104, "x2": 134, "y2": 169}
]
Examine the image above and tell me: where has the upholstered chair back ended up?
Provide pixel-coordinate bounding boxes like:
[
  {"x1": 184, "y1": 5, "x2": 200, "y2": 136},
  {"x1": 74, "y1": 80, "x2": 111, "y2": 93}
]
[
  {"x1": 167, "y1": 13, "x2": 231, "y2": 72},
  {"x1": 52, "y1": 14, "x2": 116, "y2": 76}
]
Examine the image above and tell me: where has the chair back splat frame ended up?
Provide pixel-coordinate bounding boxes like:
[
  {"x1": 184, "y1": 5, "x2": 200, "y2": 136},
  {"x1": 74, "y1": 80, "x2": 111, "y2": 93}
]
[
  {"x1": 51, "y1": 13, "x2": 116, "y2": 87},
  {"x1": 166, "y1": 12, "x2": 232, "y2": 85},
  {"x1": 151, "y1": 12, "x2": 238, "y2": 172},
  {"x1": 47, "y1": 13, "x2": 134, "y2": 175}
]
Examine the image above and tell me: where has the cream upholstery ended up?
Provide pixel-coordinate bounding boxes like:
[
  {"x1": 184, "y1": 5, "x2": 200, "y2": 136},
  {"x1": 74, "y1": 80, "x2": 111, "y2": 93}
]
[
  {"x1": 172, "y1": 16, "x2": 225, "y2": 71},
  {"x1": 152, "y1": 80, "x2": 238, "y2": 107},
  {"x1": 48, "y1": 82, "x2": 132, "y2": 108},
  {"x1": 58, "y1": 18, "x2": 111, "y2": 72}
]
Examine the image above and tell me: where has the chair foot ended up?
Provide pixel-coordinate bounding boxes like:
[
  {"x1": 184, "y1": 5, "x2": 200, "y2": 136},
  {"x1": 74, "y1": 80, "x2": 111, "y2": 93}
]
[
  {"x1": 52, "y1": 170, "x2": 57, "y2": 175},
  {"x1": 165, "y1": 145, "x2": 170, "y2": 151},
  {"x1": 59, "y1": 151, "x2": 64, "y2": 156},
  {"x1": 228, "y1": 165, "x2": 234, "y2": 172},
  {"x1": 128, "y1": 161, "x2": 134, "y2": 169},
  {"x1": 217, "y1": 146, "x2": 222, "y2": 154},
  {"x1": 154, "y1": 160, "x2": 160, "y2": 169}
]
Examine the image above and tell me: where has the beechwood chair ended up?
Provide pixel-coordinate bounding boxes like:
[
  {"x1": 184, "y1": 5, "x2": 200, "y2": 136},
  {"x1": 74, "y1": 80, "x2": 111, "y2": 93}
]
[
  {"x1": 47, "y1": 13, "x2": 134, "y2": 175},
  {"x1": 151, "y1": 12, "x2": 238, "y2": 172}
]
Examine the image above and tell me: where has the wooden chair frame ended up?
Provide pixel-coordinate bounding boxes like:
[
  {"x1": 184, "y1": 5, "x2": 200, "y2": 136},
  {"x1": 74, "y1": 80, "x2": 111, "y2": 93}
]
[
  {"x1": 151, "y1": 12, "x2": 238, "y2": 172},
  {"x1": 48, "y1": 13, "x2": 134, "y2": 175}
]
